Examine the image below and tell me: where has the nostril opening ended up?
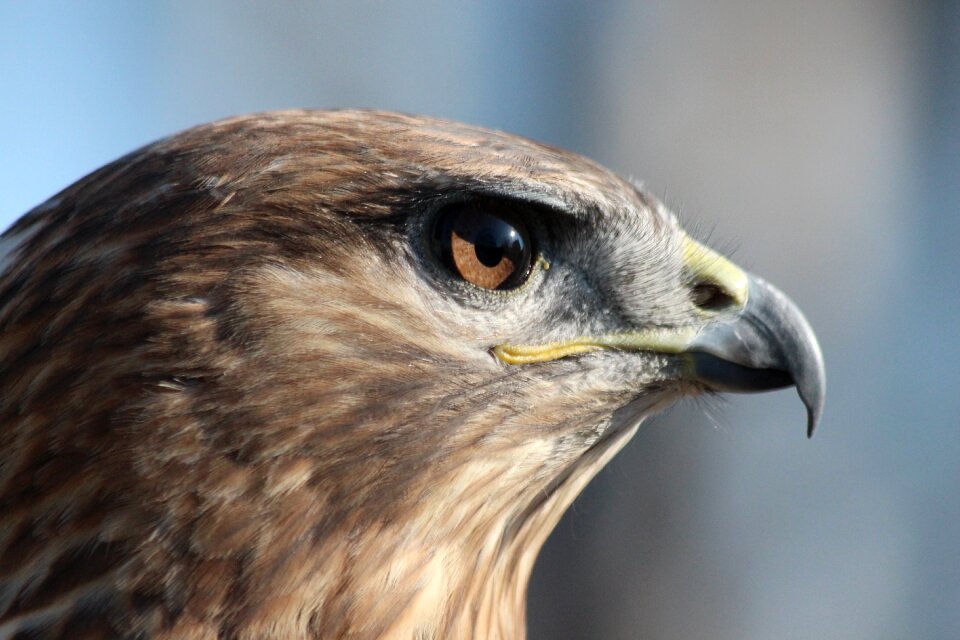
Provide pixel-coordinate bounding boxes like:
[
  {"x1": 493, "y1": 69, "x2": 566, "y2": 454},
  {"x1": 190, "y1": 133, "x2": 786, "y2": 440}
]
[{"x1": 692, "y1": 283, "x2": 736, "y2": 311}]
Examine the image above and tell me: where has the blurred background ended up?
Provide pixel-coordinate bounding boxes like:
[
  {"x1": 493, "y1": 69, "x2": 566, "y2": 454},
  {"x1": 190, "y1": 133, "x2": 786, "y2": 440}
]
[{"x1": 1, "y1": 1, "x2": 957, "y2": 638}]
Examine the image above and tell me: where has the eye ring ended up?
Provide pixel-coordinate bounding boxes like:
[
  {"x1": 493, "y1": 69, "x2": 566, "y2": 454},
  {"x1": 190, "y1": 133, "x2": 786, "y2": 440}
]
[{"x1": 430, "y1": 200, "x2": 534, "y2": 291}]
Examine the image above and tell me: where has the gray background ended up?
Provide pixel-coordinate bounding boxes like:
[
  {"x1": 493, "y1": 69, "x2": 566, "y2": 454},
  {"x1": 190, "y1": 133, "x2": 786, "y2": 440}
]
[{"x1": 1, "y1": 2, "x2": 957, "y2": 638}]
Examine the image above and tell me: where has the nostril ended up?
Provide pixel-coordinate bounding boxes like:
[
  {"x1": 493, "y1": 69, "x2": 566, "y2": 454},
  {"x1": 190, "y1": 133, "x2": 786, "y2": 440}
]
[{"x1": 692, "y1": 283, "x2": 736, "y2": 311}]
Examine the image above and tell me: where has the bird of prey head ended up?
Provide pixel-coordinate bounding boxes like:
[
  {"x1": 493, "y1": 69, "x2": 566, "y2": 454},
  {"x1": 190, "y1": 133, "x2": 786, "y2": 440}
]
[{"x1": 0, "y1": 110, "x2": 823, "y2": 639}]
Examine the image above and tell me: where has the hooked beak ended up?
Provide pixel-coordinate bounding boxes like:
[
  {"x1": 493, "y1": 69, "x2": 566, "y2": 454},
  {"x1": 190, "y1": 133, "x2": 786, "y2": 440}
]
[
  {"x1": 685, "y1": 273, "x2": 825, "y2": 437},
  {"x1": 494, "y1": 236, "x2": 826, "y2": 437}
]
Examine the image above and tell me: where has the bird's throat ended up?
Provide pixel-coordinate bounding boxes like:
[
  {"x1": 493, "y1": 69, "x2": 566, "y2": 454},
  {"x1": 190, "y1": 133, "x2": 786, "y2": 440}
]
[{"x1": 354, "y1": 417, "x2": 646, "y2": 639}]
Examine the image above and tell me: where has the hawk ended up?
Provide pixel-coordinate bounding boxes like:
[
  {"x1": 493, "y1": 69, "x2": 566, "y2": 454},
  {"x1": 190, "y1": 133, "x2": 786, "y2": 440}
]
[{"x1": 0, "y1": 111, "x2": 824, "y2": 639}]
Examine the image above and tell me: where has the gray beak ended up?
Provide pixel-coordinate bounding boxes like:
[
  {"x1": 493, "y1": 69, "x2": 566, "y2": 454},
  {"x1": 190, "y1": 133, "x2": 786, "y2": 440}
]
[{"x1": 687, "y1": 274, "x2": 826, "y2": 437}]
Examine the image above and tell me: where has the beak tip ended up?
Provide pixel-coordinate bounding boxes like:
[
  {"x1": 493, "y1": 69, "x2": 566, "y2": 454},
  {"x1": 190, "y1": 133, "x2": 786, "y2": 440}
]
[
  {"x1": 803, "y1": 383, "x2": 825, "y2": 439},
  {"x1": 800, "y1": 355, "x2": 825, "y2": 439}
]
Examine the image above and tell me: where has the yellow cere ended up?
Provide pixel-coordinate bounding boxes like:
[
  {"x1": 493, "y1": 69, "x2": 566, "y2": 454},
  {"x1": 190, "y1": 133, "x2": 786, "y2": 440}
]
[{"x1": 681, "y1": 234, "x2": 749, "y2": 308}]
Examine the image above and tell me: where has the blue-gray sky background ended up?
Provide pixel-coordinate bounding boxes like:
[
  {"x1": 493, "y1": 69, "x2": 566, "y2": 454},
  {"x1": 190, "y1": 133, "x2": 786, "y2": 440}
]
[{"x1": 2, "y1": 2, "x2": 957, "y2": 638}]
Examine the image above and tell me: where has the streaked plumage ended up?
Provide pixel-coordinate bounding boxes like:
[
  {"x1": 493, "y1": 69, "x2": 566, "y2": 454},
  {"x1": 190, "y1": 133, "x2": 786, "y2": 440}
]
[{"x1": 0, "y1": 110, "x2": 823, "y2": 639}]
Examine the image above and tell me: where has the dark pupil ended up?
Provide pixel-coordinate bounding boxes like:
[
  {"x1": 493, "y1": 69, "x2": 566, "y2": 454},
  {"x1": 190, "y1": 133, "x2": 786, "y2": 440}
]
[
  {"x1": 461, "y1": 214, "x2": 522, "y2": 266},
  {"x1": 474, "y1": 227, "x2": 517, "y2": 266}
]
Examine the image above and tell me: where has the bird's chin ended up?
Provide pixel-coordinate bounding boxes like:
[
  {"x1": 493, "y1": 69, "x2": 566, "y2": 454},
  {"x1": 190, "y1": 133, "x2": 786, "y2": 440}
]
[
  {"x1": 602, "y1": 389, "x2": 682, "y2": 444},
  {"x1": 506, "y1": 391, "x2": 679, "y2": 557}
]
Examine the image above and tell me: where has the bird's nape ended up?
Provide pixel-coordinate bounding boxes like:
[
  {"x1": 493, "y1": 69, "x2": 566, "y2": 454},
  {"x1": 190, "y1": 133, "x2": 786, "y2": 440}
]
[{"x1": 0, "y1": 110, "x2": 823, "y2": 639}]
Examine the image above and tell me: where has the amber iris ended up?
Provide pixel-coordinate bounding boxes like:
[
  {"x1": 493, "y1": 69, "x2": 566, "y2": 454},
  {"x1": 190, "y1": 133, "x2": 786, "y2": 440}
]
[{"x1": 432, "y1": 201, "x2": 533, "y2": 290}]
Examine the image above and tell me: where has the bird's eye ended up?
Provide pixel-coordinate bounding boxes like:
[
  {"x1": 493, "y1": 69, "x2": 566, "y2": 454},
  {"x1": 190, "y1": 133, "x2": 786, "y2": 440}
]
[{"x1": 431, "y1": 201, "x2": 533, "y2": 290}]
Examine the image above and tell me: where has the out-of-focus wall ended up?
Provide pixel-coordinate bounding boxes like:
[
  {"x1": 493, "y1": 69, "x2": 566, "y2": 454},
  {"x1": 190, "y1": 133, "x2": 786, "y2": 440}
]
[{"x1": 1, "y1": 2, "x2": 956, "y2": 638}]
